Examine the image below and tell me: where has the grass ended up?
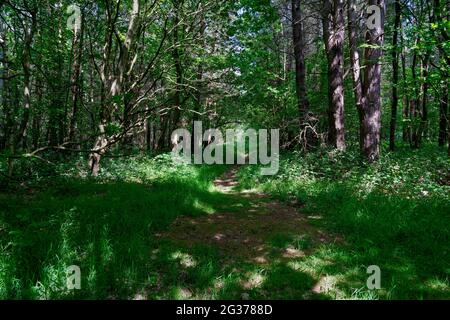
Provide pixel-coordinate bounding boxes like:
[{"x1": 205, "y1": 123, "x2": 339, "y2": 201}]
[
  {"x1": 0, "y1": 154, "x2": 230, "y2": 299},
  {"x1": 236, "y1": 144, "x2": 450, "y2": 299},
  {"x1": 0, "y1": 145, "x2": 449, "y2": 300}
]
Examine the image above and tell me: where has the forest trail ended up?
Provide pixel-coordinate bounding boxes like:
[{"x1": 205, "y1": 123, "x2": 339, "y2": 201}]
[{"x1": 163, "y1": 167, "x2": 339, "y2": 265}]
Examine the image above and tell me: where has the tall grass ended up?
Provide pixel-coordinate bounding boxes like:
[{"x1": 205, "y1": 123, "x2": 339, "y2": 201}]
[{"x1": 0, "y1": 154, "x2": 228, "y2": 299}]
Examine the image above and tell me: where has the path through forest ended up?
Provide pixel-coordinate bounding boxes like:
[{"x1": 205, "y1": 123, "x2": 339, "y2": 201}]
[{"x1": 160, "y1": 167, "x2": 342, "y2": 298}]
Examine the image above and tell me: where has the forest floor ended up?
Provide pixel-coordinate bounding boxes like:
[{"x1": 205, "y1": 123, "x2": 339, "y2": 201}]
[
  {"x1": 0, "y1": 146, "x2": 449, "y2": 299},
  {"x1": 158, "y1": 167, "x2": 342, "y2": 299}
]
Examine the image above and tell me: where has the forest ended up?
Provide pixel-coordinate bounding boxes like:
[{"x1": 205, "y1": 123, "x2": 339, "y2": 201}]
[{"x1": 0, "y1": 0, "x2": 449, "y2": 300}]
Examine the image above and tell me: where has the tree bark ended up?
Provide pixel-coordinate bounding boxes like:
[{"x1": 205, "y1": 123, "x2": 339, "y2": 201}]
[
  {"x1": 323, "y1": 0, "x2": 345, "y2": 151},
  {"x1": 347, "y1": 0, "x2": 364, "y2": 150},
  {"x1": 171, "y1": 0, "x2": 183, "y2": 135},
  {"x1": 389, "y1": 0, "x2": 401, "y2": 151},
  {"x1": 121, "y1": 0, "x2": 141, "y2": 149},
  {"x1": 0, "y1": 24, "x2": 11, "y2": 151},
  {"x1": 400, "y1": 24, "x2": 411, "y2": 144},
  {"x1": 438, "y1": 84, "x2": 448, "y2": 147},
  {"x1": 291, "y1": 0, "x2": 311, "y2": 145},
  {"x1": 68, "y1": 12, "x2": 84, "y2": 143},
  {"x1": 416, "y1": 54, "x2": 430, "y2": 147},
  {"x1": 362, "y1": 0, "x2": 385, "y2": 161},
  {"x1": 14, "y1": 11, "x2": 37, "y2": 150}
]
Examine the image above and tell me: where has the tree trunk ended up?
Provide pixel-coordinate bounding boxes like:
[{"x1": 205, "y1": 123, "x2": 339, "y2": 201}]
[
  {"x1": 146, "y1": 117, "x2": 153, "y2": 152},
  {"x1": 417, "y1": 54, "x2": 430, "y2": 147},
  {"x1": 323, "y1": 0, "x2": 345, "y2": 151},
  {"x1": 89, "y1": 122, "x2": 108, "y2": 177},
  {"x1": 291, "y1": 0, "x2": 310, "y2": 143},
  {"x1": 389, "y1": 0, "x2": 401, "y2": 151},
  {"x1": 400, "y1": 28, "x2": 411, "y2": 144},
  {"x1": 347, "y1": 0, "x2": 364, "y2": 150},
  {"x1": 362, "y1": 0, "x2": 385, "y2": 161},
  {"x1": 439, "y1": 84, "x2": 448, "y2": 147},
  {"x1": 0, "y1": 25, "x2": 10, "y2": 151},
  {"x1": 68, "y1": 13, "x2": 84, "y2": 143},
  {"x1": 121, "y1": 0, "x2": 141, "y2": 149},
  {"x1": 15, "y1": 12, "x2": 37, "y2": 150},
  {"x1": 191, "y1": 14, "x2": 206, "y2": 150},
  {"x1": 171, "y1": 16, "x2": 183, "y2": 135}
]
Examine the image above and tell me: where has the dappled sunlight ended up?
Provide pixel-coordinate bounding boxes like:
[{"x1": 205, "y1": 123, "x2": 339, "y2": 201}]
[
  {"x1": 173, "y1": 287, "x2": 193, "y2": 299},
  {"x1": 312, "y1": 275, "x2": 339, "y2": 296},
  {"x1": 193, "y1": 199, "x2": 216, "y2": 215},
  {"x1": 241, "y1": 272, "x2": 266, "y2": 290},
  {"x1": 283, "y1": 246, "x2": 305, "y2": 259},
  {"x1": 170, "y1": 252, "x2": 198, "y2": 269}
]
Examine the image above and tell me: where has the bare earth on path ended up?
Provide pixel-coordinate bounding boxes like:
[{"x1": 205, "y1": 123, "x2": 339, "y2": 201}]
[{"x1": 163, "y1": 167, "x2": 341, "y2": 266}]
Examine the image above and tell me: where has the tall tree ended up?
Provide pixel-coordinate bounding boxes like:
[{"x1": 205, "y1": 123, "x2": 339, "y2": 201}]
[
  {"x1": 347, "y1": 0, "x2": 364, "y2": 150},
  {"x1": 323, "y1": 0, "x2": 345, "y2": 151},
  {"x1": 389, "y1": 0, "x2": 401, "y2": 151},
  {"x1": 362, "y1": 0, "x2": 385, "y2": 161},
  {"x1": 14, "y1": 4, "x2": 37, "y2": 151},
  {"x1": 68, "y1": 8, "x2": 84, "y2": 143},
  {"x1": 291, "y1": 0, "x2": 311, "y2": 148}
]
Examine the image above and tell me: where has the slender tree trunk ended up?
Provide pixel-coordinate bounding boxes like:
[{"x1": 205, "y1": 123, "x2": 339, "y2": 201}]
[
  {"x1": 291, "y1": 0, "x2": 310, "y2": 141},
  {"x1": 121, "y1": 0, "x2": 140, "y2": 149},
  {"x1": 410, "y1": 39, "x2": 420, "y2": 148},
  {"x1": 400, "y1": 26, "x2": 411, "y2": 144},
  {"x1": 157, "y1": 115, "x2": 169, "y2": 151},
  {"x1": 32, "y1": 82, "x2": 43, "y2": 150},
  {"x1": 89, "y1": 122, "x2": 108, "y2": 176},
  {"x1": 0, "y1": 26, "x2": 10, "y2": 151},
  {"x1": 146, "y1": 116, "x2": 153, "y2": 152},
  {"x1": 417, "y1": 54, "x2": 430, "y2": 147},
  {"x1": 15, "y1": 13, "x2": 37, "y2": 150},
  {"x1": 347, "y1": 0, "x2": 364, "y2": 150},
  {"x1": 323, "y1": 0, "x2": 345, "y2": 151},
  {"x1": 192, "y1": 15, "x2": 206, "y2": 150},
  {"x1": 362, "y1": 0, "x2": 385, "y2": 161},
  {"x1": 171, "y1": 6, "x2": 183, "y2": 135},
  {"x1": 390, "y1": 0, "x2": 401, "y2": 151},
  {"x1": 68, "y1": 14, "x2": 84, "y2": 143},
  {"x1": 439, "y1": 84, "x2": 448, "y2": 147}
]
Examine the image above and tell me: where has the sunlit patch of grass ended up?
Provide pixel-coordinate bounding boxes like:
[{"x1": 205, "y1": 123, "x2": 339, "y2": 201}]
[
  {"x1": 193, "y1": 199, "x2": 216, "y2": 215},
  {"x1": 170, "y1": 252, "x2": 198, "y2": 268},
  {"x1": 241, "y1": 270, "x2": 266, "y2": 290}
]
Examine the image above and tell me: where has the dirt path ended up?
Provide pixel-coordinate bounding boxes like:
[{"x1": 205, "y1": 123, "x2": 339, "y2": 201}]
[{"x1": 163, "y1": 167, "x2": 338, "y2": 265}]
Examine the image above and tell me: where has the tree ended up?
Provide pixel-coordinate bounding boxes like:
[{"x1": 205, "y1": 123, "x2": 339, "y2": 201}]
[
  {"x1": 347, "y1": 0, "x2": 364, "y2": 150},
  {"x1": 291, "y1": 0, "x2": 312, "y2": 148},
  {"x1": 323, "y1": 0, "x2": 345, "y2": 151},
  {"x1": 362, "y1": 0, "x2": 385, "y2": 161},
  {"x1": 389, "y1": 0, "x2": 401, "y2": 151}
]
